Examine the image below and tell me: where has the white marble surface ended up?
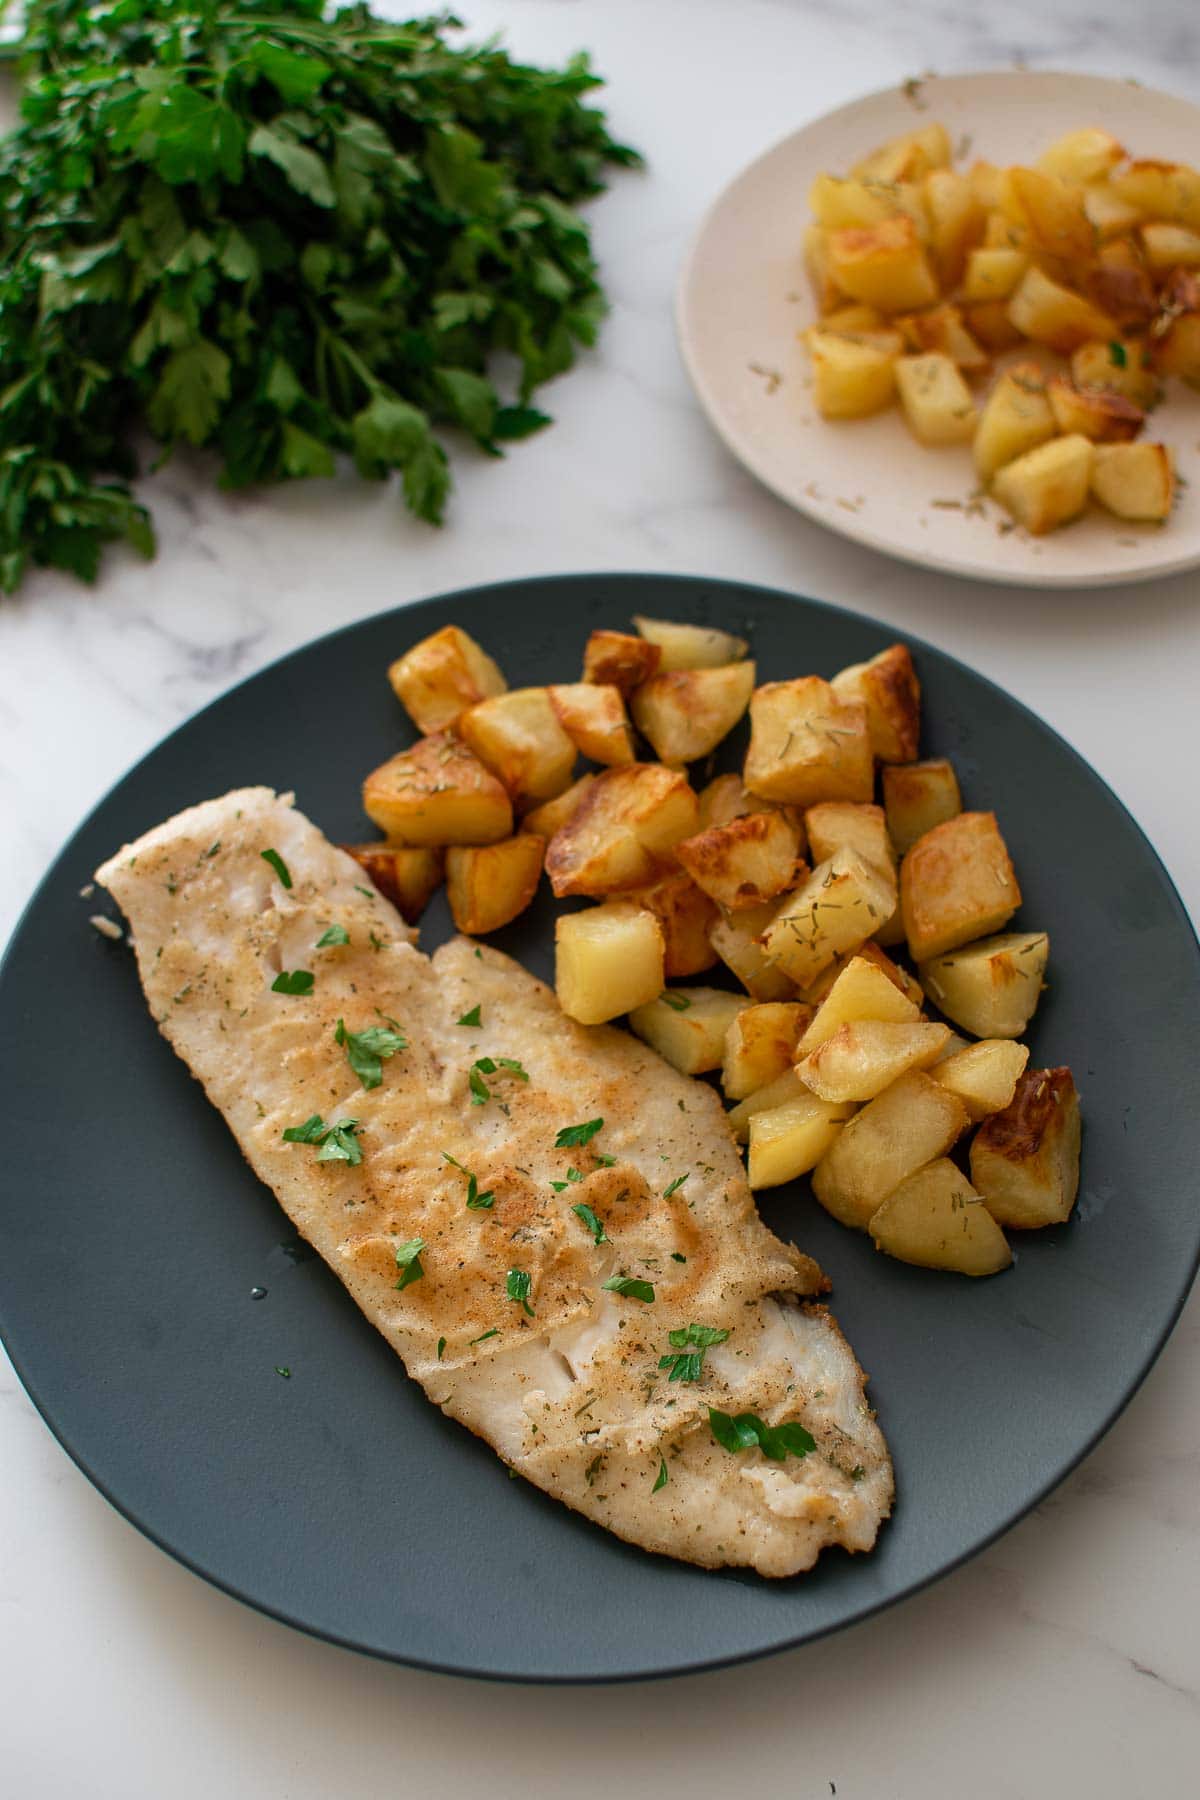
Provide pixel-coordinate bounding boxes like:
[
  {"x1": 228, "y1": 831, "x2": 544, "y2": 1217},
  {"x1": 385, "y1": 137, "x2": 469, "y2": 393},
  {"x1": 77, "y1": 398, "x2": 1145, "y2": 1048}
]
[{"x1": 3, "y1": 1, "x2": 1199, "y2": 1792}]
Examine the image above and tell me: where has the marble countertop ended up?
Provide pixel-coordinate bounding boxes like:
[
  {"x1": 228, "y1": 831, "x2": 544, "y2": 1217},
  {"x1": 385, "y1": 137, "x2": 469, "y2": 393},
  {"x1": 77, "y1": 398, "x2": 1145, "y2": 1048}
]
[{"x1": 3, "y1": 1, "x2": 1199, "y2": 1792}]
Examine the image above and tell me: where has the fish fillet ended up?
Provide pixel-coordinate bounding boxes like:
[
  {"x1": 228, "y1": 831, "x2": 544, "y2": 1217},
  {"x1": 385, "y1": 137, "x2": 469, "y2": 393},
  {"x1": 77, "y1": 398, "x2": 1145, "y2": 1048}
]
[{"x1": 96, "y1": 788, "x2": 892, "y2": 1576}]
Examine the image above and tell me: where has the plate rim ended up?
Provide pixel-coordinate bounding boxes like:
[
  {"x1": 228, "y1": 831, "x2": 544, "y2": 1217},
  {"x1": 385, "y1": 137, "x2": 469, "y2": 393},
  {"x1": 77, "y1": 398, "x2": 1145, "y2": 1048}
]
[
  {"x1": 675, "y1": 68, "x2": 1200, "y2": 590},
  {"x1": 2, "y1": 569, "x2": 1198, "y2": 1684}
]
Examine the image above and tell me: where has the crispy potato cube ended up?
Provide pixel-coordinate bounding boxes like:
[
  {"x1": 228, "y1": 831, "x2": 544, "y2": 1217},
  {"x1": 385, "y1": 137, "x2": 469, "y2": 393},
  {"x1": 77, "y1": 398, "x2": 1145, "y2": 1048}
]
[
  {"x1": 798, "y1": 939, "x2": 922, "y2": 1009},
  {"x1": 961, "y1": 245, "x2": 1029, "y2": 303},
  {"x1": 869, "y1": 1160, "x2": 1011, "y2": 1276},
  {"x1": 1037, "y1": 128, "x2": 1124, "y2": 185},
  {"x1": 522, "y1": 773, "x2": 597, "y2": 840},
  {"x1": 921, "y1": 930, "x2": 1048, "y2": 1039},
  {"x1": 623, "y1": 869, "x2": 719, "y2": 978},
  {"x1": 748, "y1": 1092, "x2": 857, "y2": 1190},
  {"x1": 808, "y1": 174, "x2": 900, "y2": 230},
  {"x1": 545, "y1": 764, "x2": 699, "y2": 898},
  {"x1": 1081, "y1": 180, "x2": 1145, "y2": 239},
  {"x1": 362, "y1": 733, "x2": 513, "y2": 847},
  {"x1": 933, "y1": 1039, "x2": 1030, "y2": 1121},
  {"x1": 799, "y1": 953, "x2": 919, "y2": 1051},
  {"x1": 968, "y1": 160, "x2": 1003, "y2": 210},
  {"x1": 744, "y1": 677, "x2": 873, "y2": 808},
  {"x1": 1109, "y1": 159, "x2": 1200, "y2": 230},
  {"x1": 812, "y1": 1070, "x2": 968, "y2": 1230},
  {"x1": 804, "y1": 223, "x2": 843, "y2": 313},
  {"x1": 628, "y1": 987, "x2": 748, "y2": 1076},
  {"x1": 709, "y1": 902, "x2": 796, "y2": 1002},
  {"x1": 387, "y1": 625, "x2": 506, "y2": 734},
  {"x1": 1151, "y1": 273, "x2": 1200, "y2": 380},
  {"x1": 1140, "y1": 220, "x2": 1200, "y2": 271},
  {"x1": 820, "y1": 302, "x2": 886, "y2": 332},
  {"x1": 582, "y1": 629, "x2": 662, "y2": 693},
  {"x1": 826, "y1": 216, "x2": 939, "y2": 313},
  {"x1": 458, "y1": 688, "x2": 576, "y2": 809},
  {"x1": 896, "y1": 303, "x2": 989, "y2": 373},
  {"x1": 722, "y1": 1001, "x2": 813, "y2": 1100},
  {"x1": 992, "y1": 434, "x2": 1094, "y2": 535},
  {"x1": 1007, "y1": 265, "x2": 1117, "y2": 353},
  {"x1": 1004, "y1": 167, "x2": 1093, "y2": 262},
  {"x1": 1090, "y1": 442, "x2": 1175, "y2": 521},
  {"x1": 1071, "y1": 337, "x2": 1159, "y2": 406},
  {"x1": 851, "y1": 123, "x2": 951, "y2": 184},
  {"x1": 445, "y1": 835, "x2": 544, "y2": 935},
  {"x1": 340, "y1": 843, "x2": 444, "y2": 923},
  {"x1": 695, "y1": 774, "x2": 800, "y2": 840},
  {"x1": 965, "y1": 299, "x2": 1026, "y2": 352},
  {"x1": 803, "y1": 802, "x2": 896, "y2": 876},
  {"x1": 901, "y1": 812, "x2": 1021, "y2": 964},
  {"x1": 631, "y1": 615, "x2": 748, "y2": 671},
  {"x1": 675, "y1": 809, "x2": 803, "y2": 912},
  {"x1": 725, "y1": 1069, "x2": 804, "y2": 1142},
  {"x1": 806, "y1": 331, "x2": 898, "y2": 420},
  {"x1": 547, "y1": 684, "x2": 634, "y2": 766},
  {"x1": 1085, "y1": 239, "x2": 1158, "y2": 332},
  {"x1": 895, "y1": 353, "x2": 978, "y2": 446},
  {"x1": 1047, "y1": 376, "x2": 1144, "y2": 442},
  {"x1": 830, "y1": 644, "x2": 921, "y2": 764},
  {"x1": 630, "y1": 662, "x2": 756, "y2": 765},
  {"x1": 923, "y1": 169, "x2": 986, "y2": 287},
  {"x1": 762, "y1": 850, "x2": 897, "y2": 989},
  {"x1": 970, "y1": 1068, "x2": 1082, "y2": 1228},
  {"x1": 554, "y1": 903, "x2": 664, "y2": 1025},
  {"x1": 799, "y1": 1020, "x2": 950, "y2": 1103},
  {"x1": 973, "y1": 362, "x2": 1056, "y2": 481},
  {"x1": 882, "y1": 758, "x2": 961, "y2": 856}
]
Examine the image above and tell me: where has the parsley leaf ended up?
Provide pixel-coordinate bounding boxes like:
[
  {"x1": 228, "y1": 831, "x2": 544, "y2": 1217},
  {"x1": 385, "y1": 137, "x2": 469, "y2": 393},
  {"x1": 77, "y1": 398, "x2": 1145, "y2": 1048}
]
[
  {"x1": 708, "y1": 1410, "x2": 816, "y2": 1462},
  {"x1": 658, "y1": 1323, "x2": 729, "y2": 1383},
  {"x1": 469, "y1": 1056, "x2": 529, "y2": 1104},
  {"x1": 602, "y1": 1275, "x2": 655, "y2": 1303},
  {"x1": 316, "y1": 925, "x2": 350, "y2": 948},
  {"x1": 571, "y1": 1203, "x2": 608, "y2": 1244},
  {"x1": 443, "y1": 1152, "x2": 494, "y2": 1210},
  {"x1": 260, "y1": 849, "x2": 292, "y2": 889},
  {"x1": 283, "y1": 1114, "x2": 362, "y2": 1165},
  {"x1": 393, "y1": 1238, "x2": 426, "y2": 1291},
  {"x1": 1109, "y1": 340, "x2": 1128, "y2": 368},
  {"x1": 456, "y1": 1004, "x2": 482, "y2": 1027},
  {"x1": 550, "y1": 1167, "x2": 584, "y2": 1193},
  {"x1": 506, "y1": 1268, "x2": 535, "y2": 1316},
  {"x1": 437, "y1": 1336, "x2": 446, "y2": 1361},
  {"x1": 470, "y1": 1328, "x2": 500, "y2": 1346},
  {"x1": 555, "y1": 1118, "x2": 604, "y2": 1148},
  {"x1": 281, "y1": 1114, "x2": 327, "y2": 1144},
  {"x1": 652, "y1": 1457, "x2": 669, "y2": 1493},
  {"x1": 660, "y1": 992, "x2": 692, "y2": 1011},
  {"x1": 271, "y1": 969, "x2": 314, "y2": 995},
  {"x1": 335, "y1": 1017, "x2": 406, "y2": 1089},
  {"x1": 662, "y1": 1174, "x2": 689, "y2": 1198}
]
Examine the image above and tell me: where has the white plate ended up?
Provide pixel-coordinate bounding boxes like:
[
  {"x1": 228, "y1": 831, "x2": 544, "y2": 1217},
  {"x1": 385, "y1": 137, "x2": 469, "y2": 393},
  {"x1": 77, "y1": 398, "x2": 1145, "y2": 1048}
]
[{"x1": 677, "y1": 71, "x2": 1200, "y2": 588}]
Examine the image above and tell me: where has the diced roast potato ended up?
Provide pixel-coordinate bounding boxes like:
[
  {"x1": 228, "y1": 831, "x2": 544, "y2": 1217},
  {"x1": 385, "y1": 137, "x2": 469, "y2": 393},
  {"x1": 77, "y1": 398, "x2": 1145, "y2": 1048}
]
[
  {"x1": 895, "y1": 352, "x2": 977, "y2": 445},
  {"x1": 341, "y1": 843, "x2": 444, "y2": 923},
  {"x1": 1151, "y1": 272, "x2": 1200, "y2": 381},
  {"x1": 808, "y1": 174, "x2": 898, "y2": 231},
  {"x1": 1046, "y1": 376, "x2": 1144, "y2": 442},
  {"x1": 445, "y1": 834, "x2": 545, "y2": 935},
  {"x1": 882, "y1": 758, "x2": 961, "y2": 856},
  {"x1": 1007, "y1": 265, "x2": 1116, "y2": 353},
  {"x1": 762, "y1": 850, "x2": 897, "y2": 988},
  {"x1": 1109, "y1": 158, "x2": 1200, "y2": 229},
  {"x1": 1090, "y1": 442, "x2": 1174, "y2": 521},
  {"x1": 458, "y1": 687, "x2": 577, "y2": 808},
  {"x1": 631, "y1": 615, "x2": 748, "y2": 671},
  {"x1": 582, "y1": 629, "x2": 662, "y2": 693},
  {"x1": 826, "y1": 216, "x2": 940, "y2": 312},
  {"x1": 547, "y1": 684, "x2": 635, "y2": 766},
  {"x1": 748, "y1": 1092, "x2": 856, "y2": 1190},
  {"x1": 722, "y1": 1001, "x2": 813, "y2": 1100},
  {"x1": 969, "y1": 1067, "x2": 1082, "y2": 1228},
  {"x1": 1140, "y1": 220, "x2": 1200, "y2": 270},
  {"x1": 628, "y1": 987, "x2": 748, "y2": 1076},
  {"x1": 623, "y1": 869, "x2": 719, "y2": 978},
  {"x1": 920, "y1": 931, "x2": 1048, "y2": 1038},
  {"x1": 922, "y1": 171, "x2": 986, "y2": 288},
  {"x1": 901, "y1": 811, "x2": 1021, "y2": 962},
  {"x1": 973, "y1": 362, "x2": 1056, "y2": 480},
  {"x1": 1071, "y1": 337, "x2": 1159, "y2": 407},
  {"x1": 798, "y1": 953, "x2": 919, "y2": 1051},
  {"x1": 554, "y1": 903, "x2": 664, "y2": 1025},
  {"x1": 630, "y1": 662, "x2": 756, "y2": 764},
  {"x1": 933, "y1": 1039, "x2": 1030, "y2": 1121},
  {"x1": 1086, "y1": 239, "x2": 1158, "y2": 330},
  {"x1": 964, "y1": 299, "x2": 1026, "y2": 352},
  {"x1": 725, "y1": 1068, "x2": 804, "y2": 1143},
  {"x1": 1003, "y1": 166, "x2": 1093, "y2": 261},
  {"x1": 811, "y1": 1070, "x2": 968, "y2": 1230},
  {"x1": 830, "y1": 643, "x2": 921, "y2": 764},
  {"x1": 675, "y1": 810, "x2": 803, "y2": 912},
  {"x1": 695, "y1": 774, "x2": 805, "y2": 843},
  {"x1": 387, "y1": 625, "x2": 506, "y2": 734},
  {"x1": 744, "y1": 677, "x2": 873, "y2": 807},
  {"x1": 362, "y1": 733, "x2": 513, "y2": 847},
  {"x1": 709, "y1": 902, "x2": 796, "y2": 1001},
  {"x1": 962, "y1": 246, "x2": 1028, "y2": 303},
  {"x1": 806, "y1": 330, "x2": 898, "y2": 420},
  {"x1": 804, "y1": 802, "x2": 896, "y2": 877},
  {"x1": 798, "y1": 1020, "x2": 950, "y2": 1103},
  {"x1": 851, "y1": 122, "x2": 951, "y2": 184},
  {"x1": 868, "y1": 1160, "x2": 1012, "y2": 1276},
  {"x1": 1081, "y1": 181, "x2": 1144, "y2": 239},
  {"x1": 797, "y1": 938, "x2": 922, "y2": 1010},
  {"x1": 991, "y1": 434, "x2": 1093, "y2": 535},
  {"x1": 804, "y1": 222, "x2": 842, "y2": 313},
  {"x1": 1037, "y1": 128, "x2": 1124, "y2": 185},
  {"x1": 521, "y1": 773, "x2": 597, "y2": 840},
  {"x1": 545, "y1": 764, "x2": 698, "y2": 898}
]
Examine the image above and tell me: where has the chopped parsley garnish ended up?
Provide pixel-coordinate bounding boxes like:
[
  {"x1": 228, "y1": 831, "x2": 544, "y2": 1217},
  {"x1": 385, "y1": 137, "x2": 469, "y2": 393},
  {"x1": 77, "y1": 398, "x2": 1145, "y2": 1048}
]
[
  {"x1": 670, "y1": 1252, "x2": 687, "y2": 1263},
  {"x1": 469, "y1": 1056, "x2": 530, "y2": 1104},
  {"x1": 571, "y1": 1203, "x2": 609, "y2": 1244},
  {"x1": 275, "y1": 1366, "x2": 291, "y2": 1379},
  {"x1": 661, "y1": 991, "x2": 692, "y2": 1011},
  {"x1": 662, "y1": 1174, "x2": 689, "y2": 1198},
  {"x1": 335, "y1": 1018, "x2": 407, "y2": 1089},
  {"x1": 260, "y1": 848, "x2": 293, "y2": 889},
  {"x1": 353, "y1": 885, "x2": 376, "y2": 900},
  {"x1": 393, "y1": 1238, "x2": 426, "y2": 1291},
  {"x1": 470, "y1": 1328, "x2": 500, "y2": 1346},
  {"x1": 506, "y1": 1268, "x2": 535, "y2": 1316},
  {"x1": 316, "y1": 924, "x2": 350, "y2": 948},
  {"x1": 271, "y1": 969, "x2": 314, "y2": 995},
  {"x1": 281, "y1": 1114, "x2": 362, "y2": 1165},
  {"x1": 658, "y1": 1323, "x2": 729, "y2": 1383},
  {"x1": 652, "y1": 1456, "x2": 669, "y2": 1493},
  {"x1": 437, "y1": 1337, "x2": 446, "y2": 1361},
  {"x1": 204, "y1": 841, "x2": 221, "y2": 858},
  {"x1": 1108, "y1": 339, "x2": 1128, "y2": 368},
  {"x1": 550, "y1": 1167, "x2": 584, "y2": 1192},
  {"x1": 602, "y1": 1275, "x2": 655, "y2": 1303},
  {"x1": 555, "y1": 1117, "x2": 604, "y2": 1149},
  {"x1": 456, "y1": 1004, "x2": 482, "y2": 1027},
  {"x1": 708, "y1": 1409, "x2": 816, "y2": 1462},
  {"x1": 443, "y1": 1152, "x2": 494, "y2": 1210},
  {"x1": 594, "y1": 1152, "x2": 617, "y2": 1168}
]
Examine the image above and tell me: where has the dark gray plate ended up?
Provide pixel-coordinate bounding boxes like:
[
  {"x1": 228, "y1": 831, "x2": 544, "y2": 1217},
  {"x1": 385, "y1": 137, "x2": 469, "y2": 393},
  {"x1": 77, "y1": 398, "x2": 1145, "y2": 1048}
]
[{"x1": 1, "y1": 573, "x2": 1197, "y2": 1684}]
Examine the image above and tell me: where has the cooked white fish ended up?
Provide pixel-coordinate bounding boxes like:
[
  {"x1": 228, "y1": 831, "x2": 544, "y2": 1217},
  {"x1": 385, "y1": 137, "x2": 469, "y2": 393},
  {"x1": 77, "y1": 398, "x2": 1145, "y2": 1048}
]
[{"x1": 96, "y1": 787, "x2": 892, "y2": 1576}]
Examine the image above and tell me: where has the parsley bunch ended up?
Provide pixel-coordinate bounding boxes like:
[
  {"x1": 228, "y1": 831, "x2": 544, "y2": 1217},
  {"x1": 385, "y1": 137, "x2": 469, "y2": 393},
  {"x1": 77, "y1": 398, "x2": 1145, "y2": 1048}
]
[{"x1": 0, "y1": 0, "x2": 639, "y2": 590}]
